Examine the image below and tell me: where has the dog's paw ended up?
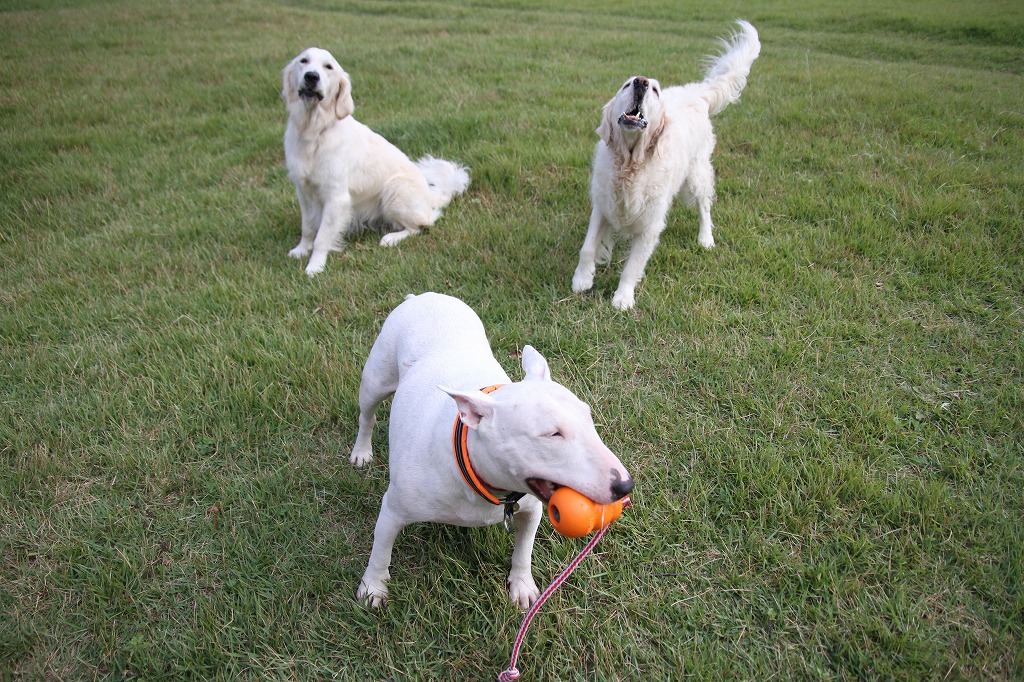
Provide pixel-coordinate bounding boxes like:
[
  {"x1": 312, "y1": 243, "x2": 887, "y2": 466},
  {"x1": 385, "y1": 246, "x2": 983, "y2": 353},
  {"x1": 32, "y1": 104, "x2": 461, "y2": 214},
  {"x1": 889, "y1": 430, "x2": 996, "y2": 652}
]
[
  {"x1": 571, "y1": 270, "x2": 594, "y2": 294},
  {"x1": 349, "y1": 447, "x2": 373, "y2": 468},
  {"x1": 611, "y1": 289, "x2": 636, "y2": 311},
  {"x1": 508, "y1": 575, "x2": 540, "y2": 610},
  {"x1": 356, "y1": 578, "x2": 388, "y2": 608},
  {"x1": 304, "y1": 255, "x2": 326, "y2": 277},
  {"x1": 288, "y1": 243, "x2": 313, "y2": 259},
  {"x1": 698, "y1": 234, "x2": 715, "y2": 249},
  {"x1": 379, "y1": 230, "x2": 412, "y2": 248}
]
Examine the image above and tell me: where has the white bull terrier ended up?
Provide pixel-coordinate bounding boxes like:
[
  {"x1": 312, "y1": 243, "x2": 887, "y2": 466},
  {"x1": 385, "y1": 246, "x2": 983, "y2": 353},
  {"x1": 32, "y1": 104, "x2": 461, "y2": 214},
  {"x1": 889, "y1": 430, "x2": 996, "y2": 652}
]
[{"x1": 349, "y1": 292, "x2": 634, "y2": 607}]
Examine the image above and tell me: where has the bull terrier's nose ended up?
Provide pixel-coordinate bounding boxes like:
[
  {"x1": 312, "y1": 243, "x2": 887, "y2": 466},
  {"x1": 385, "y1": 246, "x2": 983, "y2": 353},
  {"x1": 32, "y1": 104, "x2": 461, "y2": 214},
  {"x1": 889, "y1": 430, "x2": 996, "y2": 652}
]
[
  {"x1": 611, "y1": 476, "x2": 635, "y2": 499},
  {"x1": 304, "y1": 71, "x2": 319, "y2": 84}
]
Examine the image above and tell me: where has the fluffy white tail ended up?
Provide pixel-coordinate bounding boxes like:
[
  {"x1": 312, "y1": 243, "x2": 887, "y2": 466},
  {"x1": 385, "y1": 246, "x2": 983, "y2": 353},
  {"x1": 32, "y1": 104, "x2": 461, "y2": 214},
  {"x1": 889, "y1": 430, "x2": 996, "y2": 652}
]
[
  {"x1": 416, "y1": 155, "x2": 471, "y2": 208},
  {"x1": 700, "y1": 20, "x2": 761, "y2": 117}
]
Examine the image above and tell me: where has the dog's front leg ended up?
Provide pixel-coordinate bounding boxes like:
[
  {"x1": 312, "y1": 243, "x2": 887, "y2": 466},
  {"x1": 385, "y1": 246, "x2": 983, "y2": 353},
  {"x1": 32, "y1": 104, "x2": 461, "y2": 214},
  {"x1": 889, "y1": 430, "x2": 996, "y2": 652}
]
[
  {"x1": 613, "y1": 221, "x2": 664, "y2": 311},
  {"x1": 305, "y1": 194, "x2": 352, "y2": 276},
  {"x1": 288, "y1": 186, "x2": 321, "y2": 261},
  {"x1": 572, "y1": 208, "x2": 611, "y2": 294},
  {"x1": 357, "y1": 490, "x2": 404, "y2": 607},
  {"x1": 507, "y1": 501, "x2": 542, "y2": 608}
]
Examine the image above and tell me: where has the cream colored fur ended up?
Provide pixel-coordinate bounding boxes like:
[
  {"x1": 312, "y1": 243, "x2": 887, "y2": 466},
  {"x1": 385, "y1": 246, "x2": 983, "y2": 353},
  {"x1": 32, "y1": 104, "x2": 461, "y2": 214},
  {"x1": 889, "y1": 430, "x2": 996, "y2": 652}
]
[
  {"x1": 572, "y1": 21, "x2": 760, "y2": 310},
  {"x1": 281, "y1": 48, "x2": 469, "y2": 276}
]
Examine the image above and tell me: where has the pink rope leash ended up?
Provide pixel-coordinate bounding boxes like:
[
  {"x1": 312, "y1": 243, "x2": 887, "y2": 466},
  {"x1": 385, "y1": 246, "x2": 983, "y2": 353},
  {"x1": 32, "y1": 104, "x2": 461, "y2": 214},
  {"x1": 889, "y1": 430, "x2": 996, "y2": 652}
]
[{"x1": 497, "y1": 496, "x2": 631, "y2": 682}]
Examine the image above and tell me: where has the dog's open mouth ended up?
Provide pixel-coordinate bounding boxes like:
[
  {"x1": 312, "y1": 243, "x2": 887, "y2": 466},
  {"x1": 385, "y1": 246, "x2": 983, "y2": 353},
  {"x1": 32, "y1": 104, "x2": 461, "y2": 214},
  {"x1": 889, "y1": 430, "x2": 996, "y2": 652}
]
[
  {"x1": 618, "y1": 109, "x2": 648, "y2": 130},
  {"x1": 298, "y1": 87, "x2": 324, "y2": 102},
  {"x1": 526, "y1": 478, "x2": 562, "y2": 503}
]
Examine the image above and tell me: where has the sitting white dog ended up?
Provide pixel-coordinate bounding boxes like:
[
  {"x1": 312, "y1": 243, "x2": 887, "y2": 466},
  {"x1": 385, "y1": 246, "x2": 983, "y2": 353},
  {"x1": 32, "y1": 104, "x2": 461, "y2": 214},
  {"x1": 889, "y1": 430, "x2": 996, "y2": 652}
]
[
  {"x1": 572, "y1": 21, "x2": 760, "y2": 310},
  {"x1": 281, "y1": 48, "x2": 470, "y2": 276},
  {"x1": 349, "y1": 293, "x2": 634, "y2": 608}
]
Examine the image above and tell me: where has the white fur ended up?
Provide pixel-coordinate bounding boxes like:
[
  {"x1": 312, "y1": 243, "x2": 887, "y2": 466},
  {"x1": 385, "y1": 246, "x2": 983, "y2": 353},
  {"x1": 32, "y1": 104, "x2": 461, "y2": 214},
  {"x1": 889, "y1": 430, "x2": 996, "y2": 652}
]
[
  {"x1": 350, "y1": 293, "x2": 634, "y2": 608},
  {"x1": 572, "y1": 21, "x2": 760, "y2": 310},
  {"x1": 281, "y1": 48, "x2": 470, "y2": 276}
]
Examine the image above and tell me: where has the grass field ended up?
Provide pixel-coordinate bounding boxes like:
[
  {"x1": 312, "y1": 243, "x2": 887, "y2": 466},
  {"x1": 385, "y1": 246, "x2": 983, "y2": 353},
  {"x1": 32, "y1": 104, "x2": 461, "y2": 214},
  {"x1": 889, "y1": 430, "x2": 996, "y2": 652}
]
[{"x1": 2, "y1": 0, "x2": 1022, "y2": 679}]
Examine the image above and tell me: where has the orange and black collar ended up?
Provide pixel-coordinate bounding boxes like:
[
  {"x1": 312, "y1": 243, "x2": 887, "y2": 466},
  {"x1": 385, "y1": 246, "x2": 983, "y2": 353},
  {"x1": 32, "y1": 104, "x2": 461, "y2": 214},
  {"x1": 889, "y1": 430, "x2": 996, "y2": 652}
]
[{"x1": 452, "y1": 384, "x2": 525, "y2": 519}]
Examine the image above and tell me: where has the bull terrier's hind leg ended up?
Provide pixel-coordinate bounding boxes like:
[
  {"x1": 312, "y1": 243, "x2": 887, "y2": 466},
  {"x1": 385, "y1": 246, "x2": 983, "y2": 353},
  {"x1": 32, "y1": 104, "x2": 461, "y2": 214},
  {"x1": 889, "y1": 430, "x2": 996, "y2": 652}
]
[{"x1": 350, "y1": 337, "x2": 400, "y2": 467}]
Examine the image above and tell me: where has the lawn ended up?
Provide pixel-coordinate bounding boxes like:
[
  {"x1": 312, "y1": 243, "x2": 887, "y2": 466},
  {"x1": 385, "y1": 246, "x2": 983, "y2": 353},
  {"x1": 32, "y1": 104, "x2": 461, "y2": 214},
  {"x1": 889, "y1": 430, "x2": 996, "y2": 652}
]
[{"x1": 1, "y1": 0, "x2": 1022, "y2": 679}]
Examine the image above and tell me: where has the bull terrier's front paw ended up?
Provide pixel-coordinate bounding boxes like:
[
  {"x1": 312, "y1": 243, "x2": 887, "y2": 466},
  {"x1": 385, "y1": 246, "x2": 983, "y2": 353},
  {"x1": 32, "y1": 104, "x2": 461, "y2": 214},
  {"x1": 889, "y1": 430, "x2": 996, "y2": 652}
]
[
  {"x1": 356, "y1": 577, "x2": 388, "y2": 608},
  {"x1": 288, "y1": 242, "x2": 313, "y2": 259},
  {"x1": 571, "y1": 267, "x2": 594, "y2": 294},
  {"x1": 611, "y1": 288, "x2": 636, "y2": 311},
  {"x1": 508, "y1": 574, "x2": 540, "y2": 610},
  {"x1": 349, "y1": 446, "x2": 373, "y2": 467}
]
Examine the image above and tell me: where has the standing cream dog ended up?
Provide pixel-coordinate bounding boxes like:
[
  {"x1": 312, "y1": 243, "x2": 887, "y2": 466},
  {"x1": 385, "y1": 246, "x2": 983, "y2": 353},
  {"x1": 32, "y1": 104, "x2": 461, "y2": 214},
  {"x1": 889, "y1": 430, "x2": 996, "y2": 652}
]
[
  {"x1": 282, "y1": 47, "x2": 470, "y2": 276},
  {"x1": 572, "y1": 21, "x2": 760, "y2": 310},
  {"x1": 349, "y1": 293, "x2": 634, "y2": 608}
]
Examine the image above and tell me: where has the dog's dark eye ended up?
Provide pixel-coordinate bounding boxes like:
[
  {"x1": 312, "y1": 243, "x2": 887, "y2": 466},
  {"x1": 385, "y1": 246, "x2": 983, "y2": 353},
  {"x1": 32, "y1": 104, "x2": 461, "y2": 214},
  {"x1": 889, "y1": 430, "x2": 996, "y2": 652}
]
[
  {"x1": 299, "y1": 57, "x2": 309, "y2": 64},
  {"x1": 325, "y1": 63, "x2": 334, "y2": 70},
  {"x1": 548, "y1": 430, "x2": 563, "y2": 439}
]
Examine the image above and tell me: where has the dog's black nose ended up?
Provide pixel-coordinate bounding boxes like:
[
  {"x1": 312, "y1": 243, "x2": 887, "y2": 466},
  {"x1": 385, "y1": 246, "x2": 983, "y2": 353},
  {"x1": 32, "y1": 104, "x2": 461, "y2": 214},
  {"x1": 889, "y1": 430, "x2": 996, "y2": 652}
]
[
  {"x1": 632, "y1": 77, "x2": 649, "y2": 91},
  {"x1": 303, "y1": 71, "x2": 319, "y2": 84},
  {"x1": 611, "y1": 476, "x2": 635, "y2": 499}
]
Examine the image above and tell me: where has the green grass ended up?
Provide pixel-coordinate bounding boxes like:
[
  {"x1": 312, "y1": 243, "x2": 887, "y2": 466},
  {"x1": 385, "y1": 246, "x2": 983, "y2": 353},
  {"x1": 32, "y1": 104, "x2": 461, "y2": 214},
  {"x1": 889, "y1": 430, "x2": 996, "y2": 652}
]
[{"x1": 1, "y1": 0, "x2": 1022, "y2": 679}]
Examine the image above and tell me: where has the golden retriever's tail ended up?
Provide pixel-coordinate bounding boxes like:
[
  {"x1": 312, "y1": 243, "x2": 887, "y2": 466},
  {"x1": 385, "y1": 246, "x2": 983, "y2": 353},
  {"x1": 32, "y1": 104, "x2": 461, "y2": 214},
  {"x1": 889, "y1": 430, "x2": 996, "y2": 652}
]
[
  {"x1": 416, "y1": 156, "x2": 471, "y2": 209},
  {"x1": 700, "y1": 20, "x2": 760, "y2": 117}
]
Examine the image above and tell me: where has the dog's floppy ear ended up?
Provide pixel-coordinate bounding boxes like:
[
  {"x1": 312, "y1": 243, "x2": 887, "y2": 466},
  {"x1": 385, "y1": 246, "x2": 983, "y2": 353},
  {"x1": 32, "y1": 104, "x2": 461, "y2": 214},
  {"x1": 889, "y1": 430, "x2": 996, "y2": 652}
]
[
  {"x1": 597, "y1": 100, "x2": 616, "y2": 147},
  {"x1": 521, "y1": 345, "x2": 551, "y2": 382},
  {"x1": 282, "y1": 58, "x2": 298, "y2": 104},
  {"x1": 637, "y1": 111, "x2": 668, "y2": 164},
  {"x1": 335, "y1": 71, "x2": 355, "y2": 120},
  {"x1": 440, "y1": 386, "x2": 495, "y2": 428}
]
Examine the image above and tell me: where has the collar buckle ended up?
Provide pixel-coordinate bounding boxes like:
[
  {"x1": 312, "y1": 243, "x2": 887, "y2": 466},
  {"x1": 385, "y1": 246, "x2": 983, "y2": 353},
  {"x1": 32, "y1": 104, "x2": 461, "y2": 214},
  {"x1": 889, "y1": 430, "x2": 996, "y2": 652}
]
[{"x1": 502, "y1": 495, "x2": 524, "y2": 534}]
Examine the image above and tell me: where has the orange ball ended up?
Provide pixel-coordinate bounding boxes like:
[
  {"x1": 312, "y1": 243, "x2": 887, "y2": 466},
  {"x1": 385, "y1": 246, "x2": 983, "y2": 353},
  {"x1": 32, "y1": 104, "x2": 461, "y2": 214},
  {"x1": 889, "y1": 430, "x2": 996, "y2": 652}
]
[{"x1": 548, "y1": 487, "x2": 624, "y2": 538}]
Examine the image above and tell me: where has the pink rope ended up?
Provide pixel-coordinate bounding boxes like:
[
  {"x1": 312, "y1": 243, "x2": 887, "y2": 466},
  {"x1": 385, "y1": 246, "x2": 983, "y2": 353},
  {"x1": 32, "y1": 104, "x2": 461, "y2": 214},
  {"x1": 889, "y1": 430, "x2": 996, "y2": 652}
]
[{"x1": 497, "y1": 496, "x2": 631, "y2": 682}]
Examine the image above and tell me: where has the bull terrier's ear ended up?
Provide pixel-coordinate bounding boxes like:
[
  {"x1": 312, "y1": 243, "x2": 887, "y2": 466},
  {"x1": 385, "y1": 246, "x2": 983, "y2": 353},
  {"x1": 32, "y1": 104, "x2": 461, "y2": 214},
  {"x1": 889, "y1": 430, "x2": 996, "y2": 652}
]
[
  {"x1": 521, "y1": 345, "x2": 551, "y2": 382},
  {"x1": 440, "y1": 386, "x2": 495, "y2": 428}
]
